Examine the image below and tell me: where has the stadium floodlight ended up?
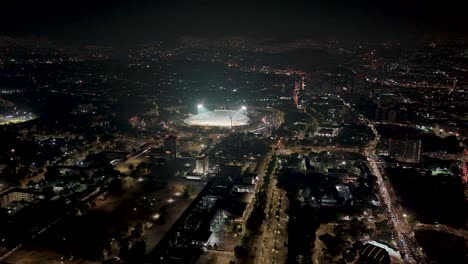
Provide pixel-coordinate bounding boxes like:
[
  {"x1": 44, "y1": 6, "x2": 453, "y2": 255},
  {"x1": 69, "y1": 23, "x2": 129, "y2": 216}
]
[
  {"x1": 197, "y1": 104, "x2": 204, "y2": 109},
  {"x1": 241, "y1": 105, "x2": 247, "y2": 111},
  {"x1": 184, "y1": 109, "x2": 250, "y2": 127}
]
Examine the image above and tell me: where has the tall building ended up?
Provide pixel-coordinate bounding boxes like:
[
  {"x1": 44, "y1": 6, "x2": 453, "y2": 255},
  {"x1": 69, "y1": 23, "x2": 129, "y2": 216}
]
[
  {"x1": 404, "y1": 140, "x2": 421, "y2": 163},
  {"x1": 164, "y1": 135, "x2": 177, "y2": 159},
  {"x1": 195, "y1": 154, "x2": 209, "y2": 174},
  {"x1": 341, "y1": 107, "x2": 354, "y2": 124},
  {"x1": 375, "y1": 106, "x2": 398, "y2": 123},
  {"x1": 293, "y1": 76, "x2": 305, "y2": 110},
  {"x1": 348, "y1": 75, "x2": 358, "y2": 95},
  {"x1": 0, "y1": 189, "x2": 35, "y2": 208},
  {"x1": 387, "y1": 110, "x2": 398, "y2": 123},
  {"x1": 388, "y1": 139, "x2": 421, "y2": 163},
  {"x1": 375, "y1": 105, "x2": 389, "y2": 121}
]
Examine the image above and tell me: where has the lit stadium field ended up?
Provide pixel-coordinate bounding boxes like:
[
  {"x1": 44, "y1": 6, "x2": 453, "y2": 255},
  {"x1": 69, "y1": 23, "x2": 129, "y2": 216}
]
[
  {"x1": 0, "y1": 115, "x2": 36, "y2": 125},
  {"x1": 184, "y1": 106, "x2": 249, "y2": 127}
]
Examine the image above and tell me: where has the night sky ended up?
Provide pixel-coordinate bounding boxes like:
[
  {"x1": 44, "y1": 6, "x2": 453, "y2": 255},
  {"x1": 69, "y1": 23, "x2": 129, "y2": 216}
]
[{"x1": 1, "y1": 0, "x2": 467, "y2": 43}]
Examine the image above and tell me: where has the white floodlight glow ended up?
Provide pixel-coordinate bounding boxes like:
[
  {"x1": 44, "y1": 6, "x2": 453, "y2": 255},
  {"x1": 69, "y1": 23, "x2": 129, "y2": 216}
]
[
  {"x1": 241, "y1": 106, "x2": 247, "y2": 111},
  {"x1": 184, "y1": 109, "x2": 249, "y2": 127},
  {"x1": 197, "y1": 104, "x2": 204, "y2": 109}
]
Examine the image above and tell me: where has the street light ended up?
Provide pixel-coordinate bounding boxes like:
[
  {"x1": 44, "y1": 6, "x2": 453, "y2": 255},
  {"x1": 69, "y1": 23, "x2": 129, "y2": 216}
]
[
  {"x1": 197, "y1": 104, "x2": 203, "y2": 109},
  {"x1": 241, "y1": 105, "x2": 247, "y2": 111}
]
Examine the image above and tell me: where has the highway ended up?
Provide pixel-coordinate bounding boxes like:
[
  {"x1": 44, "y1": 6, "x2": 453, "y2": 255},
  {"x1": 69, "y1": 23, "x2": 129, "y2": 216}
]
[
  {"x1": 279, "y1": 145, "x2": 361, "y2": 155},
  {"x1": 257, "y1": 161, "x2": 288, "y2": 264},
  {"x1": 365, "y1": 117, "x2": 425, "y2": 264},
  {"x1": 338, "y1": 97, "x2": 425, "y2": 263},
  {"x1": 238, "y1": 147, "x2": 289, "y2": 264},
  {"x1": 414, "y1": 223, "x2": 468, "y2": 240},
  {"x1": 240, "y1": 151, "x2": 273, "y2": 239},
  {"x1": 461, "y1": 149, "x2": 468, "y2": 200}
]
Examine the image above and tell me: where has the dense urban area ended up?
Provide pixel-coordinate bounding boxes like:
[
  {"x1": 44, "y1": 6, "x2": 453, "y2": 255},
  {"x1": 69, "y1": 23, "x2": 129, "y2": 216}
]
[{"x1": 0, "y1": 33, "x2": 467, "y2": 264}]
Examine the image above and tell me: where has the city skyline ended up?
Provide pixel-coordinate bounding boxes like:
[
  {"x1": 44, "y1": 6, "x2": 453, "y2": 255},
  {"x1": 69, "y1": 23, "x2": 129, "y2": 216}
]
[{"x1": 0, "y1": 1, "x2": 466, "y2": 264}]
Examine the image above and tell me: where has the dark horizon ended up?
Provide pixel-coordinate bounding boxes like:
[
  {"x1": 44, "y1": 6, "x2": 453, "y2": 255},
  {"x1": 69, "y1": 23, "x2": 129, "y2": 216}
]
[{"x1": 1, "y1": 0, "x2": 467, "y2": 44}]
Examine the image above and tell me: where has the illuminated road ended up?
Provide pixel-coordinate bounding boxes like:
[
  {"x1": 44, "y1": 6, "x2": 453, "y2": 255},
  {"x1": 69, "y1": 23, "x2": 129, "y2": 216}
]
[
  {"x1": 238, "y1": 149, "x2": 288, "y2": 264},
  {"x1": 339, "y1": 97, "x2": 425, "y2": 264},
  {"x1": 461, "y1": 149, "x2": 468, "y2": 200},
  {"x1": 414, "y1": 223, "x2": 468, "y2": 240},
  {"x1": 366, "y1": 120, "x2": 425, "y2": 264},
  {"x1": 257, "y1": 162, "x2": 288, "y2": 264},
  {"x1": 235, "y1": 152, "x2": 275, "y2": 263},
  {"x1": 241, "y1": 152, "x2": 273, "y2": 239}
]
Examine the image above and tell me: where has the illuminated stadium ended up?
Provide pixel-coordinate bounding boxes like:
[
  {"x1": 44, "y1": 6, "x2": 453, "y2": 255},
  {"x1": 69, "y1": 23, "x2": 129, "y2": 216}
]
[{"x1": 184, "y1": 105, "x2": 249, "y2": 127}]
